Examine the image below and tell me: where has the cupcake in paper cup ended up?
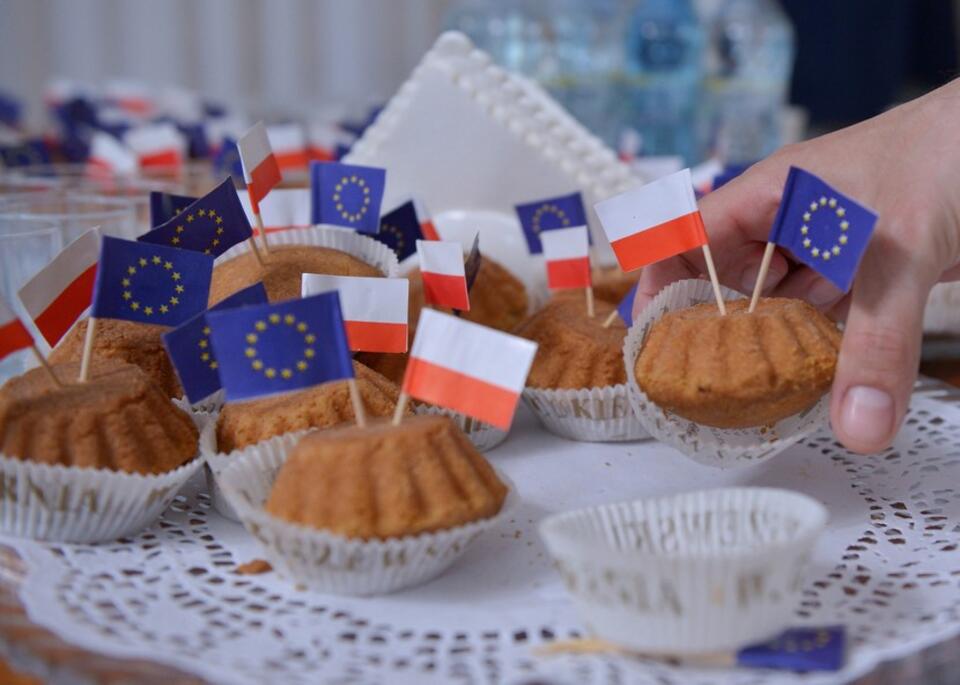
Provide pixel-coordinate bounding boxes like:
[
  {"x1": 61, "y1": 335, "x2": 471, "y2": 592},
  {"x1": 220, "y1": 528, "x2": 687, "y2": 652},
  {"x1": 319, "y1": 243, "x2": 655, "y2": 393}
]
[
  {"x1": 218, "y1": 414, "x2": 513, "y2": 596},
  {"x1": 0, "y1": 361, "x2": 203, "y2": 543},
  {"x1": 624, "y1": 279, "x2": 836, "y2": 467},
  {"x1": 515, "y1": 294, "x2": 648, "y2": 442},
  {"x1": 539, "y1": 487, "x2": 828, "y2": 654}
]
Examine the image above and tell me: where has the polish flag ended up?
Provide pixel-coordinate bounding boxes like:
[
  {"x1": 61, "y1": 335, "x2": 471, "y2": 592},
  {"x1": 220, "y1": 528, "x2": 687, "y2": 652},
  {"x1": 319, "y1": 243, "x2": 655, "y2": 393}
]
[
  {"x1": 301, "y1": 274, "x2": 409, "y2": 353},
  {"x1": 417, "y1": 240, "x2": 469, "y2": 311},
  {"x1": 267, "y1": 124, "x2": 309, "y2": 171},
  {"x1": 18, "y1": 228, "x2": 100, "y2": 347},
  {"x1": 237, "y1": 188, "x2": 311, "y2": 235},
  {"x1": 0, "y1": 300, "x2": 33, "y2": 362},
  {"x1": 238, "y1": 121, "x2": 282, "y2": 213},
  {"x1": 307, "y1": 121, "x2": 345, "y2": 162},
  {"x1": 402, "y1": 309, "x2": 537, "y2": 430},
  {"x1": 125, "y1": 123, "x2": 185, "y2": 169},
  {"x1": 87, "y1": 132, "x2": 138, "y2": 176},
  {"x1": 541, "y1": 226, "x2": 591, "y2": 290},
  {"x1": 412, "y1": 197, "x2": 440, "y2": 240},
  {"x1": 593, "y1": 168, "x2": 708, "y2": 272}
]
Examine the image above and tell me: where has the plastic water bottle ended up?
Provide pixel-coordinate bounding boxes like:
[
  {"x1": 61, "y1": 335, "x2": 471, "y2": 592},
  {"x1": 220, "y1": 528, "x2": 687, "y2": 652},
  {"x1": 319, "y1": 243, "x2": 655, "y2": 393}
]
[
  {"x1": 620, "y1": 0, "x2": 705, "y2": 164},
  {"x1": 703, "y1": 0, "x2": 795, "y2": 162}
]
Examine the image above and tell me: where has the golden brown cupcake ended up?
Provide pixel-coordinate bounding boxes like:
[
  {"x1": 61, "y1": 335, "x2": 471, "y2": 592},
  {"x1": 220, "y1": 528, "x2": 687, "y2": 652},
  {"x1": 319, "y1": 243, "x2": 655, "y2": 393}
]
[
  {"x1": 210, "y1": 245, "x2": 384, "y2": 305},
  {"x1": 0, "y1": 360, "x2": 197, "y2": 474},
  {"x1": 49, "y1": 318, "x2": 182, "y2": 398},
  {"x1": 515, "y1": 296, "x2": 627, "y2": 389},
  {"x1": 265, "y1": 415, "x2": 507, "y2": 539},
  {"x1": 216, "y1": 361, "x2": 410, "y2": 452},
  {"x1": 635, "y1": 298, "x2": 841, "y2": 429},
  {"x1": 592, "y1": 265, "x2": 640, "y2": 304}
]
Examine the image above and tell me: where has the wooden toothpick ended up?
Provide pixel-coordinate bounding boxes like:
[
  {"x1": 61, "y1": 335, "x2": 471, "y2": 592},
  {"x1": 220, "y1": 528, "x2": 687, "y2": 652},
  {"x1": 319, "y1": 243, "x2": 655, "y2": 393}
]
[
  {"x1": 601, "y1": 309, "x2": 619, "y2": 328},
  {"x1": 31, "y1": 345, "x2": 62, "y2": 389},
  {"x1": 748, "y1": 241, "x2": 777, "y2": 313},
  {"x1": 78, "y1": 317, "x2": 97, "y2": 382},
  {"x1": 247, "y1": 234, "x2": 266, "y2": 267},
  {"x1": 701, "y1": 244, "x2": 726, "y2": 315},
  {"x1": 347, "y1": 378, "x2": 367, "y2": 428},
  {"x1": 252, "y1": 210, "x2": 271, "y2": 254},
  {"x1": 392, "y1": 392, "x2": 409, "y2": 426}
]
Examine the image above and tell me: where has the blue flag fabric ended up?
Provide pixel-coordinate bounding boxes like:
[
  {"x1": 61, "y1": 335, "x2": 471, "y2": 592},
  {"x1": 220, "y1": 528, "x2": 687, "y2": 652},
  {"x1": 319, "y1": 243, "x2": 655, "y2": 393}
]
[
  {"x1": 377, "y1": 200, "x2": 423, "y2": 261},
  {"x1": 617, "y1": 282, "x2": 639, "y2": 327},
  {"x1": 162, "y1": 283, "x2": 268, "y2": 403},
  {"x1": 310, "y1": 160, "x2": 385, "y2": 233},
  {"x1": 206, "y1": 292, "x2": 354, "y2": 402},
  {"x1": 465, "y1": 233, "x2": 482, "y2": 292},
  {"x1": 0, "y1": 90, "x2": 21, "y2": 128},
  {"x1": 769, "y1": 167, "x2": 877, "y2": 293},
  {"x1": 515, "y1": 192, "x2": 588, "y2": 254},
  {"x1": 737, "y1": 626, "x2": 845, "y2": 672},
  {"x1": 149, "y1": 191, "x2": 197, "y2": 228},
  {"x1": 139, "y1": 178, "x2": 252, "y2": 257},
  {"x1": 0, "y1": 140, "x2": 50, "y2": 168},
  {"x1": 213, "y1": 136, "x2": 245, "y2": 183},
  {"x1": 92, "y1": 236, "x2": 214, "y2": 326}
]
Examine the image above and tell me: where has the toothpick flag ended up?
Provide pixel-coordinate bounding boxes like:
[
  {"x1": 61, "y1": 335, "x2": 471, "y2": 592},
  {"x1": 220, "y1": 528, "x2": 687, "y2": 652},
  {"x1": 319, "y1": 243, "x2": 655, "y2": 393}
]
[
  {"x1": 310, "y1": 161, "x2": 386, "y2": 233},
  {"x1": 18, "y1": 228, "x2": 100, "y2": 347},
  {"x1": 736, "y1": 626, "x2": 845, "y2": 672},
  {"x1": 92, "y1": 236, "x2": 214, "y2": 326},
  {"x1": 616, "y1": 283, "x2": 639, "y2": 327},
  {"x1": 464, "y1": 233, "x2": 482, "y2": 293},
  {"x1": 162, "y1": 282, "x2": 268, "y2": 403},
  {"x1": 266, "y1": 123, "x2": 309, "y2": 170},
  {"x1": 87, "y1": 132, "x2": 138, "y2": 175},
  {"x1": 541, "y1": 226, "x2": 591, "y2": 290},
  {"x1": 139, "y1": 179, "x2": 253, "y2": 257},
  {"x1": 412, "y1": 197, "x2": 440, "y2": 240},
  {"x1": 206, "y1": 292, "x2": 353, "y2": 402},
  {"x1": 515, "y1": 192, "x2": 588, "y2": 254},
  {"x1": 238, "y1": 121, "x2": 282, "y2": 213},
  {"x1": 417, "y1": 239, "x2": 470, "y2": 311},
  {"x1": 237, "y1": 188, "x2": 311, "y2": 234},
  {"x1": 0, "y1": 299, "x2": 33, "y2": 362},
  {"x1": 150, "y1": 191, "x2": 197, "y2": 228},
  {"x1": 377, "y1": 200, "x2": 423, "y2": 261},
  {"x1": 0, "y1": 140, "x2": 50, "y2": 168},
  {"x1": 124, "y1": 123, "x2": 184, "y2": 169},
  {"x1": 302, "y1": 274, "x2": 409, "y2": 353},
  {"x1": 402, "y1": 309, "x2": 537, "y2": 430},
  {"x1": 212, "y1": 136, "x2": 244, "y2": 181}
]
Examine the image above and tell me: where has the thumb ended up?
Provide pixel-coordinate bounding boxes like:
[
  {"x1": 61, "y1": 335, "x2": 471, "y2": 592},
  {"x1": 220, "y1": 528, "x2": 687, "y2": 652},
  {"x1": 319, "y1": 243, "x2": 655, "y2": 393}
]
[{"x1": 830, "y1": 236, "x2": 936, "y2": 453}]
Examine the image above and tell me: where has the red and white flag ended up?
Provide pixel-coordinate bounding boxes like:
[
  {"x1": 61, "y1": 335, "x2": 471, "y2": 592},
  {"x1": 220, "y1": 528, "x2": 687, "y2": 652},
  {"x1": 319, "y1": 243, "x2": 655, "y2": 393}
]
[
  {"x1": 125, "y1": 123, "x2": 185, "y2": 169},
  {"x1": 237, "y1": 188, "x2": 311, "y2": 235},
  {"x1": 302, "y1": 274, "x2": 409, "y2": 353},
  {"x1": 267, "y1": 124, "x2": 309, "y2": 171},
  {"x1": 87, "y1": 132, "x2": 138, "y2": 176},
  {"x1": 412, "y1": 196, "x2": 440, "y2": 240},
  {"x1": 18, "y1": 228, "x2": 99, "y2": 347},
  {"x1": 417, "y1": 240, "x2": 470, "y2": 311},
  {"x1": 593, "y1": 168, "x2": 708, "y2": 272},
  {"x1": 238, "y1": 121, "x2": 282, "y2": 213},
  {"x1": 541, "y1": 225, "x2": 591, "y2": 290},
  {"x1": 402, "y1": 309, "x2": 537, "y2": 430},
  {"x1": 0, "y1": 299, "x2": 33, "y2": 362}
]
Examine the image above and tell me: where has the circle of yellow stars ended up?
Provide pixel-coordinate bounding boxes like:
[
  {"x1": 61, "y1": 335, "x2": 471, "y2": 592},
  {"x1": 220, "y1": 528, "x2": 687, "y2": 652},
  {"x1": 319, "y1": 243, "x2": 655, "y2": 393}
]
[
  {"x1": 333, "y1": 175, "x2": 371, "y2": 223},
  {"x1": 120, "y1": 255, "x2": 184, "y2": 317},
  {"x1": 171, "y1": 207, "x2": 226, "y2": 255},
  {"x1": 198, "y1": 326, "x2": 217, "y2": 371},
  {"x1": 531, "y1": 203, "x2": 570, "y2": 235},
  {"x1": 380, "y1": 223, "x2": 405, "y2": 253},
  {"x1": 800, "y1": 195, "x2": 848, "y2": 262},
  {"x1": 244, "y1": 313, "x2": 316, "y2": 380}
]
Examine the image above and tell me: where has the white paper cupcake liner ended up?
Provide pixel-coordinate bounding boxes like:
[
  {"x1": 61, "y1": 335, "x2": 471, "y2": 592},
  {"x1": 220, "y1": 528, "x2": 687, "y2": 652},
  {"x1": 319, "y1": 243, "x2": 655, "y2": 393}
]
[
  {"x1": 0, "y1": 402, "x2": 204, "y2": 543},
  {"x1": 412, "y1": 404, "x2": 509, "y2": 452},
  {"x1": 522, "y1": 384, "x2": 649, "y2": 442},
  {"x1": 539, "y1": 487, "x2": 827, "y2": 654},
  {"x1": 215, "y1": 224, "x2": 400, "y2": 277},
  {"x1": 216, "y1": 438, "x2": 514, "y2": 596},
  {"x1": 623, "y1": 279, "x2": 830, "y2": 468}
]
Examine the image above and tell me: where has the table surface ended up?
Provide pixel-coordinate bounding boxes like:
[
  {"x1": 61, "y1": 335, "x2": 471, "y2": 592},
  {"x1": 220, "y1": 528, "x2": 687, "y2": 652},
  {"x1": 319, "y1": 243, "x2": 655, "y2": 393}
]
[{"x1": 1, "y1": 379, "x2": 959, "y2": 685}]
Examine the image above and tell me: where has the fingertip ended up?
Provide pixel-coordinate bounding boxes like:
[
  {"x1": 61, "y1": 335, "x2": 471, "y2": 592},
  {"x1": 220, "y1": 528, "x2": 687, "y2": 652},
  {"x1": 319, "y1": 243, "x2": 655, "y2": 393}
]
[{"x1": 830, "y1": 384, "x2": 898, "y2": 454}]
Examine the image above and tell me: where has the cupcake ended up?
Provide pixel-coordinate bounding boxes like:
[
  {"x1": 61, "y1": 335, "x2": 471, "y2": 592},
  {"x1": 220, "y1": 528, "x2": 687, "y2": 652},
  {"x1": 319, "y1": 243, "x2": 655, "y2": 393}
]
[{"x1": 49, "y1": 318, "x2": 182, "y2": 398}]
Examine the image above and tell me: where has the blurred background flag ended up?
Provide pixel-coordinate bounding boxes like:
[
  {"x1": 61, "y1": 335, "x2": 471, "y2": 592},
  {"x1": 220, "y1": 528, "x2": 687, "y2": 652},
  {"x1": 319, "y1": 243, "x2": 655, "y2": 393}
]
[
  {"x1": 0, "y1": 139, "x2": 50, "y2": 168},
  {"x1": 541, "y1": 226, "x2": 591, "y2": 290},
  {"x1": 515, "y1": 191, "x2": 588, "y2": 255},
  {"x1": 377, "y1": 200, "x2": 423, "y2": 261},
  {"x1": 206, "y1": 291, "x2": 354, "y2": 402},
  {"x1": 310, "y1": 160, "x2": 386, "y2": 233},
  {"x1": 213, "y1": 136, "x2": 245, "y2": 182},
  {"x1": 417, "y1": 239, "x2": 470, "y2": 311},
  {"x1": 92, "y1": 236, "x2": 214, "y2": 326},
  {"x1": 412, "y1": 196, "x2": 440, "y2": 241},
  {"x1": 302, "y1": 274, "x2": 409, "y2": 353},
  {"x1": 616, "y1": 283, "x2": 639, "y2": 327},
  {"x1": 86, "y1": 131, "x2": 138, "y2": 176},
  {"x1": 238, "y1": 121, "x2": 282, "y2": 213},
  {"x1": 464, "y1": 233, "x2": 482, "y2": 293},
  {"x1": 139, "y1": 178, "x2": 253, "y2": 257},
  {"x1": 149, "y1": 190, "x2": 197, "y2": 228},
  {"x1": 266, "y1": 123, "x2": 309, "y2": 171},
  {"x1": 768, "y1": 166, "x2": 878, "y2": 292},
  {"x1": 162, "y1": 282, "x2": 268, "y2": 403},
  {"x1": 0, "y1": 299, "x2": 33, "y2": 363},
  {"x1": 124, "y1": 122, "x2": 185, "y2": 169}
]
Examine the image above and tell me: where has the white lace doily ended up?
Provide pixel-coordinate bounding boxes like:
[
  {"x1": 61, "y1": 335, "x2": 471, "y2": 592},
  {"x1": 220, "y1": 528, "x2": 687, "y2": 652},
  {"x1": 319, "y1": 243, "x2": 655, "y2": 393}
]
[{"x1": 6, "y1": 395, "x2": 960, "y2": 685}]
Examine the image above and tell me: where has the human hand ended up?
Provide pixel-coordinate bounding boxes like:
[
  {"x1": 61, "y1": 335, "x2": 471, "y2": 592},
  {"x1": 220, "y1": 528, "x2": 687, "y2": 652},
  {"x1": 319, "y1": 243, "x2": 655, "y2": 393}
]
[{"x1": 634, "y1": 79, "x2": 960, "y2": 454}]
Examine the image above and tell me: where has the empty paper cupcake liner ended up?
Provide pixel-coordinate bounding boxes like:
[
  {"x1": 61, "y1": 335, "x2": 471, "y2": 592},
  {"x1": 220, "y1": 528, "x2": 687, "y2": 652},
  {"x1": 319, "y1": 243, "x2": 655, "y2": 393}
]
[
  {"x1": 539, "y1": 487, "x2": 827, "y2": 654},
  {"x1": 215, "y1": 224, "x2": 400, "y2": 277},
  {"x1": 0, "y1": 402, "x2": 204, "y2": 543},
  {"x1": 522, "y1": 384, "x2": 649, "y2": 443},
  {"x1": 623, "y1": 279, "x2": 830, "y2": 468},
  {"x1": 216, "y1": 439, "x2": 514, "y2": 596},
  {"x1": 412, "y1": 404, "x2": 509, "y2": 452}
]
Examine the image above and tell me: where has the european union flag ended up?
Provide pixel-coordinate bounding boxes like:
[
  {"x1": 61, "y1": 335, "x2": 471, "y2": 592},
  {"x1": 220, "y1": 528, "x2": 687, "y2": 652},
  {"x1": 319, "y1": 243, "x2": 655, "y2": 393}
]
[
  {"x1": 769, "y1": 167, "x2": 877, "y2": 293},
  {"x1": 0, "y1": 90, "x2": 21, "y2": 128},
  {"x1": 0, "y1": 140, "x2": 50, "y2": 168},
  {"x1": 213, "y1": 136, "x2": 245, "y2": 182},
  {"x1": 617, "y1": 282, "x2": 638, "y2": 327},
  {"x1": 162, "y1": 282, "x2": 268, "y2": 403},
  {"x1": 138, "y1": 178, "x2": 252, "y2": 257},
  {"x1": 149, "y1": 190, "x2": 197, "y2": 228},
  {"x1": 515, "y1": 191, "x2": 588, "y2": 254},
  {"x1": 377, "y1": 200, "x2": 422, "y2": 261},
  {"x1": 310, "y1": 160, "x2": 385, "y2": 234},
  {"x1": 737, "y1": 626, "x2": 845, "y2": 672},
  {"x1": 92, "y1": 236, "x2": 214, "y2": 326},
  {"x1": 207, "y1": 292, "x2": 354, "y2": 402}
]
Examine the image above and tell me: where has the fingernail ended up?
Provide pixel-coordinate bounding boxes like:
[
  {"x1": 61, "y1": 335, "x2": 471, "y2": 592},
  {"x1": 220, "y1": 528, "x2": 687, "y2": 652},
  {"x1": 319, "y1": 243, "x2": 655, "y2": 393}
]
[
  {"x1": 807, "y1": 279, "x2": 843, "y2": 307},
  {"x1": 840, "y1": 386, "x2": 894, "y2": 446}
]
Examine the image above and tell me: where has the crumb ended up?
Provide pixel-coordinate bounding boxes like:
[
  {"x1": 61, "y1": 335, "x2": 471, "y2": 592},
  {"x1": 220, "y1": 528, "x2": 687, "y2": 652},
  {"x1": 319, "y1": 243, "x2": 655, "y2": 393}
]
[{"x1": 236, "y1": 559, "x2": 273, "y2": 575}]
